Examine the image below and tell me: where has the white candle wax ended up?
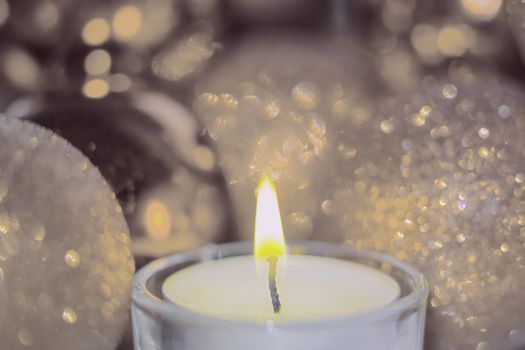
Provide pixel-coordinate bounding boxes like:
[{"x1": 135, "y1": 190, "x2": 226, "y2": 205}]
[{"x1": 162, "y1": 255, "x2": 400, "y2": 323}]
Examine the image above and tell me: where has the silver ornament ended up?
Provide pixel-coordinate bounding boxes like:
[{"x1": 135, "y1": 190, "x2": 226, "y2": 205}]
[
  {"x1": 324, "y1": 67, "x2": 525, "y2": 349},
  {"x1": 0, "y1": 117, "x2": 134, "y2": 350}
]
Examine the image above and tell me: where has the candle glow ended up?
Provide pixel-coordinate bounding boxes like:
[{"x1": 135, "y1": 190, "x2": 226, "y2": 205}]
[
  {"x1": 144, "y1": 199, "x2": 172, "y2": 240},
  {"x1": 254, "y1": 177, "x2": 286, "y2": 259},
  {"x1": 161, "y1": 175, "x2": 404, "y2": 328}
]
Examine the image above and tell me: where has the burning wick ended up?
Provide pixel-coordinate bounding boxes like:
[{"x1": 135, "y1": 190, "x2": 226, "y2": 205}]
[
  {"x1": 267, "y1": 255, "x2": 281, "y2": 314},
  {"x1": 254, "y1": 176, "x2": 286, "y2": 315}
]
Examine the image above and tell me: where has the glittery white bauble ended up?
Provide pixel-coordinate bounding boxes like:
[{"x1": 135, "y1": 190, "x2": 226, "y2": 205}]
[
  {"x1": 0, "y1": 117, "x2": 134, "y2": 350},
  {"x1": 322, "y1": 66, "x2": 525, "y2": 349},
  {"x1": 19, "y1": 94, "x2": 231, "y2": 259},
  {"x1": 194, "y1": 34, "x2": 375, "y2": 240}
]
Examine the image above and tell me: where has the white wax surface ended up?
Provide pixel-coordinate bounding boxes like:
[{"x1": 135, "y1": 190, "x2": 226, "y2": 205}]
[{"x1": 162, "y1": 255, "x2": 400, "y2": 323}]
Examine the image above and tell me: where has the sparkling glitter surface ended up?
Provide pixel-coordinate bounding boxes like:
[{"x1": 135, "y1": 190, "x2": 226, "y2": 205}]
[
  {"x1": 322, "y1": 65, "x2": 525, "y2": 349},
  {"x1": 194, "y1": 34, "x2": 375, "y2": 241},
  {"x1": 0, "y1": 117, "x2": 134, "y2": 350},
  {"x1": 24, "y1": 95, "x2": 231, "y2": 258}
]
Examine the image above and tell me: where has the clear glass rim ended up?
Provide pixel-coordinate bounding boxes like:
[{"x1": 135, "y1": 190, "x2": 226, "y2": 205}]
[{"x1": 133, "y1": 241, "x2": 429, "y2": 330}]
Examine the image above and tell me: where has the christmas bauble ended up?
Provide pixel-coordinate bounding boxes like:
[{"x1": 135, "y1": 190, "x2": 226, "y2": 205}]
[
  {"x1": 18, "y1": 93, "x2": 231, "y2": 259},
  {"x1": 0, "y1": 116, "x2": 134, "y2": 350},
  {"x1": 322, "y1": 66, "x2": 525, "y2": 349}
]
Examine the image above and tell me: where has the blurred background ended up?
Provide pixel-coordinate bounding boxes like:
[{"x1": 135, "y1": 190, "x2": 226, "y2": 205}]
[{"x1": 2, "y1": 0, "x2": 525, "y2": 349}]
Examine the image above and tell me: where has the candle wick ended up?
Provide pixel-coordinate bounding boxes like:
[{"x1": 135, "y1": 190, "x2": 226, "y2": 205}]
[{"x1": 267, "y1": 255, "x2": 281, "y2": 314}]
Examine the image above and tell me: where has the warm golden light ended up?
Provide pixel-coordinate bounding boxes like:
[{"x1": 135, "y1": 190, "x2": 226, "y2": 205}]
[
  {"x1": 82, "y1": 18, "x2": 111, "y2": 46},
  {"x1": 461, "y1": 0, "x2": 502, "y2": 21},
  {"x1": 112, "y1": 5, "x2": 143, "y2": 42},
  {"x1": 145, "y1": 199, "x2": 172, "y2": 240},
  {"x1": 82, "y1": 78, "x2": 109, "y2": 99},
  {"x1": 254, "y1": 177, "x2": 286, "y2": 258}
]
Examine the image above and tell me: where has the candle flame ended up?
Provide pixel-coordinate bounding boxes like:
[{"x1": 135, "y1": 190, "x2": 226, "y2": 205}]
[{"x1": 254, "y1": 177, "x2": 286, "y2": 258}]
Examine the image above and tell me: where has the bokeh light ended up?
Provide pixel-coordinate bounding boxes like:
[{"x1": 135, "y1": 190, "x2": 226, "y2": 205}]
[
  {"x1": 152, "y1": 32, "x2": 217, "y2": 82},
  {"x1": 461, "y1": 0, "x2": 502, "y2": 21},
  {"x1": 33, "y1": 1, "x2": 60, "y2": 32},
  {"x1": 109, "y1": 73, "x2": 132, "y2": 92},
  {"x1": 84, "y1": 49, "x2": 112, "y2": 76},
  {"x1": 112, "y1": 5, "x2": 143, "y2": 42},
  {"x1": 82, "y1": 18, "x2": 111, "y2": 46},
  {"x1": 82, "y1": 78, "x2": 110, "y2": 99},
  {"x1": 2, "y1": 48, "x2": 40, "y2": 91},
  {"x1": 144, "y1": 199, "x2": 172, "y2": 240}
]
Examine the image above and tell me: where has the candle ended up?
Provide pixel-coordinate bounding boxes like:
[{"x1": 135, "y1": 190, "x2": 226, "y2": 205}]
[
  {"x1": 163, "y1": 254, "x2": 400, "y2": 323},
  {"x1": 163, "y1": 177, "x2": 399, "y2": 322},
  {"x1": 132, "y1": 177, "x2": 428, "y2": 350}
]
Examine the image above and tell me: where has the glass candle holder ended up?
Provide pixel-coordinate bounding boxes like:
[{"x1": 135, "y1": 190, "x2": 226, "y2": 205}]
[{"x1": 132, "y1": 241, "x2": 429, "y2": 350}]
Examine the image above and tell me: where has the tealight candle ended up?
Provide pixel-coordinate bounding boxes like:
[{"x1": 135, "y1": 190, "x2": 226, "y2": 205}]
[
  {"x1": 132, "y1": 178, "x2": 428, "y2": 350},
  {"x1": 163, "y1": 254, "x2": 400, "y2": 323},
  {"x1": 163, "y1": 177, "x2": 400, "y2": 323}
]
